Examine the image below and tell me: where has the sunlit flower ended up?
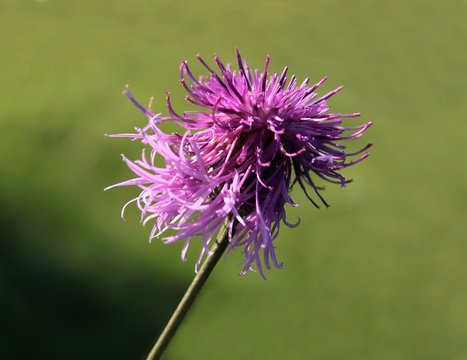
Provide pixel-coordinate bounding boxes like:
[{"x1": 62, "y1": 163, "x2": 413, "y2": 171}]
[{"x1": 107, "y1": 50, "x2": 372, "y2": 277}]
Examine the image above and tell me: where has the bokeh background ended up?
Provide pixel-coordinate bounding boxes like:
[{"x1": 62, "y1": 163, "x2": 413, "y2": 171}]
[{"x1": 1, "y1": 0, "x2": 466, "y2": 359}]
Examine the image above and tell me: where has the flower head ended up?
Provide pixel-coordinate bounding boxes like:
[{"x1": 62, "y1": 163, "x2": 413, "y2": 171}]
[{"x1": 107, "y1": 50, "x2": 372, "y2": 278}]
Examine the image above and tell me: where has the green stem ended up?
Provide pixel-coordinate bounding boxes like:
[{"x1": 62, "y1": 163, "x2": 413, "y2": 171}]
[{"x1": 146, "y1": 220, "x2": 231, "y2": 360}]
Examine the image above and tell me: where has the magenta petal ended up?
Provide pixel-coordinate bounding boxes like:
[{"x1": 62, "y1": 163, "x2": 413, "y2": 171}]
[{"x1": 108, "y1": 51, "x2": 372, "y2": 277}]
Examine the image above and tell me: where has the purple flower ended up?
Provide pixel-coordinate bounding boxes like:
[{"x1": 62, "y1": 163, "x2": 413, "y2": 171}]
[{"x1": 107, "y1": 50, "x2": 372, "y2": 278}]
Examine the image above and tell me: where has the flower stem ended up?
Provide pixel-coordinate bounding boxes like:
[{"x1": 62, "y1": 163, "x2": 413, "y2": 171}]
[{"x1": 146, "y1": 220, "x2": 231, "y2": 360}]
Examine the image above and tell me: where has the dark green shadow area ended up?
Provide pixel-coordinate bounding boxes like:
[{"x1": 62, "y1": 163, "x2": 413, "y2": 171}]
[{"x1": 0, "y1": 202, "x2": 185, "y2": 360}]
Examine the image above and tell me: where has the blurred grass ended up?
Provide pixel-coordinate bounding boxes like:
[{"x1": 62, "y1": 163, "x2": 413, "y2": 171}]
[{"x1": 0, "y1": 0, "x2": 466, "y2": 359}]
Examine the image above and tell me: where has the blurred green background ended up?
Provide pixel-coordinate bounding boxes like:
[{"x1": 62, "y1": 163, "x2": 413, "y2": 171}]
[{"x1": 1, "y1": 0, "x2": 466, "y2": 359}]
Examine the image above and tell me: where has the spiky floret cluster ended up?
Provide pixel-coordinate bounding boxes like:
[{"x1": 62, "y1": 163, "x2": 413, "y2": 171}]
[{"x1": 107, "y1": 50, "x2": 372, "y2": 277}]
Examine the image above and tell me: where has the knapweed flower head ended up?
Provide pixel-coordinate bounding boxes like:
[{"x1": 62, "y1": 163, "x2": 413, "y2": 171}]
[{"x1": 107, "y1": 50, "x2": 372, "y2": 278}]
